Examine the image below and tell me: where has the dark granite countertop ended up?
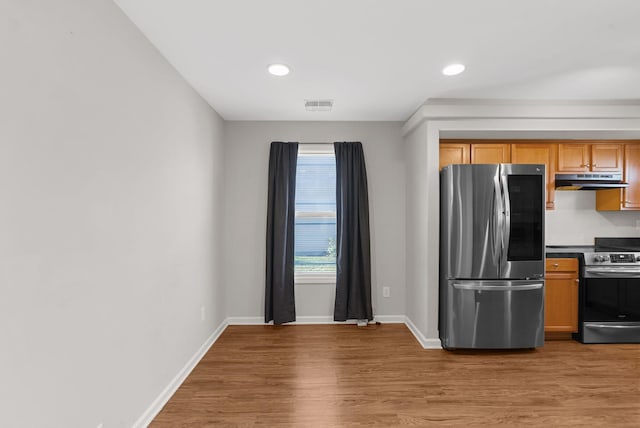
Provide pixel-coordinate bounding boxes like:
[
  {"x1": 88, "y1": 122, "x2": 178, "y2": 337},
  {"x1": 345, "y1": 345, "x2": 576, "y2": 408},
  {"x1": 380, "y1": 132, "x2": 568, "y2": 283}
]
[
  {"x1": 545, "y1": 245, "x2": 593, "y2": 258},
  {"x1": 546, "y1": 245, "x2": 593, "y2": 253}
]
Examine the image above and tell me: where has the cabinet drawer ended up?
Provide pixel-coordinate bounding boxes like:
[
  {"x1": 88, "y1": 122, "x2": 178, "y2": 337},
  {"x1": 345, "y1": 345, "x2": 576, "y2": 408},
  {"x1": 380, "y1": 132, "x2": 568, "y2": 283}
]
[{"x1": 546, "y1": 258, "x2": 578, "y2": 273}]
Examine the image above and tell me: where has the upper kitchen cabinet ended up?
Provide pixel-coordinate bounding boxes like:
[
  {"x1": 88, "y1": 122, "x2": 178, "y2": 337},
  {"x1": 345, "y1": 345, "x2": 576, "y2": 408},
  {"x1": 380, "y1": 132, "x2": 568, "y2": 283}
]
[
  {"x1": 596, "y1": 143, "x2": 640, "y2": 211},
  {"x1": 470, "y1": 143, "x2": 511, "y2": 164},
  {"x1": 439, "y1": 142, "x2": 469, "y2": 170},
  {"x1": 439, "y1": 141, "x2": 510, "y2": 169},
  {"x1": 591, "y1": 144, "x2": 624, "y2": 172},
  {"x1": 557, "y1": 143, "x2": 589, "y2": 172},
  {"x1": 510, "y1": 143, "x2": 556, "y2": 209},
  {"x1": 625, "y1": 144, "x2": 640, "y2": 208},
  {"x1": 557, "y1": 142, "x2": 623, "y2": 173}
]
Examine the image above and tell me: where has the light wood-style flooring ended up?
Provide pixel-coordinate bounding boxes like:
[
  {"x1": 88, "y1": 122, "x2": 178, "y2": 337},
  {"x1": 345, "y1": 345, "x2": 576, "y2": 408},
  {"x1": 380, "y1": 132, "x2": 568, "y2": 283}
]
[{"x1": 151, "y1": 324, "x2": 640, "y2": 427}]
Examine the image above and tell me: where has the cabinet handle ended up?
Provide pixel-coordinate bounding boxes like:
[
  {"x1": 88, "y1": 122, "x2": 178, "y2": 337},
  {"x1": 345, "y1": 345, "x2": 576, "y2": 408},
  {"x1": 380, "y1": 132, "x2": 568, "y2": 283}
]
[
  {"x1": 575, "y1": 279, "x2": 579, "y2": 284},
  {"x1": 553, "y1": 263, "x2": 559, "y2": 268}
]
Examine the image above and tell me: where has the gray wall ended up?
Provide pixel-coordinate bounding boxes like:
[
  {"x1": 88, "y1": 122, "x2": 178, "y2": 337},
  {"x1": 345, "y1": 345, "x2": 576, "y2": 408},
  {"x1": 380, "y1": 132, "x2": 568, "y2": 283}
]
[
  {"x1": 403, "y1": 123, "x2": 428, "y2": 336},
  {"x1": 0, "y1": 1, "x2": 226, "y2": 426},
  {"x1": 223, "y1": 121, "x2": 406, "y2": 320}
]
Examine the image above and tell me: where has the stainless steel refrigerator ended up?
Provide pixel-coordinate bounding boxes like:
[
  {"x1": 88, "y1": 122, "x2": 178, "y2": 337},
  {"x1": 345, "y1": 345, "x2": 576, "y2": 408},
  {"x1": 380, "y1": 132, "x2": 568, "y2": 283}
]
[{"x1": 439, "y1": 164, "x2": 545, "y2": 349}]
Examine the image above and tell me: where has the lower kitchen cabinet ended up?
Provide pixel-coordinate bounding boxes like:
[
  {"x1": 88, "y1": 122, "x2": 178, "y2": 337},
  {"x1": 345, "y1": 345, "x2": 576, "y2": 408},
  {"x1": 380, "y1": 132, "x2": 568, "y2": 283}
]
[{"x1": 545, "y1": 258, "x2": 579, "y2": 334}]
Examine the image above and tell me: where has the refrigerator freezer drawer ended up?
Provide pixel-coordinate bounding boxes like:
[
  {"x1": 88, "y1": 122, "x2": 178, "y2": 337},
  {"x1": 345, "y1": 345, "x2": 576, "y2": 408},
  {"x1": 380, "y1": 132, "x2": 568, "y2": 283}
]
[{"x1": 442, "y1": 280, "x2": 545, "y2": 349}]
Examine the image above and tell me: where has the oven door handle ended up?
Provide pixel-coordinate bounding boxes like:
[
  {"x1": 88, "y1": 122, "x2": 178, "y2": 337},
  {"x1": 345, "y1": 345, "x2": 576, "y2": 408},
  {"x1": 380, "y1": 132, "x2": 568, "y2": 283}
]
[
  {"x1": 584, "y1": 268, "x2": 640, "y2": 277},
  {"x1": 587, "y1": 324, "x2": 640, "y2": 330}
]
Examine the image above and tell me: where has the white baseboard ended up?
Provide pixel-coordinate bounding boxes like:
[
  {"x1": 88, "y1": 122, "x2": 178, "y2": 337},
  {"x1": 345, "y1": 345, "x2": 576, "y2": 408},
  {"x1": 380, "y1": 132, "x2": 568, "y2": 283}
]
[
  {"x1": 404, "y1": 316, "x2": 442, "y2": 349},
  {"x1": 373, "y1": 315, "x2": 406, "y2": 324},
  {"x1": 293, "y1": 316, "x2": 335, "y2": 324},
  {"x1": 226, "y1": 316, "x2": 265, "y2": 325},
  {"x1": 227, "y1": 315, "x2": 406, "y2": 325},
  {"x1": 132, "y1": 319, "x2": 229, "y2": 428}
]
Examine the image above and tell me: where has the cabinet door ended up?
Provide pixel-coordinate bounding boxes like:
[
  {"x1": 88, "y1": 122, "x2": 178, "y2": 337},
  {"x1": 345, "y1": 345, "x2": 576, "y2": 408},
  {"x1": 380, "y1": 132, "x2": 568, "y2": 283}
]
[
  {"x1": 545, "y1": 259, "x2": 579, "y2": 333},
  {"x1": 471, "y1": 143, "x2": 511, "y2": 164},
  {"x1": 623, "y1": 143, "x2": 640, "y2": 208},
  {"x1": 439, "y1": 143, "x2": 469, "y2": 170},
  {"x1": 596, "y1": 143, "x2": 640, "y2": 210},
  {"x1": 511, "y1": 144, "x2": 556, "y2": 209},
  {"x1": 557, "y1": 143, "x2": 590, "y2": 172},
  {"x1": 591, "y1": 143, "x2": 623, "y2": 172}
]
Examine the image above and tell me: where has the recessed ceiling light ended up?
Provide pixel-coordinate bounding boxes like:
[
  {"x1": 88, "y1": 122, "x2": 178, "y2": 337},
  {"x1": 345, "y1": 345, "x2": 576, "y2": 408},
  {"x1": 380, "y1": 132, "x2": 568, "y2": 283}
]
[
  {"x1": 268, "y1": 64, "x2": 290, "y2": 76},
  {"x1": 442, "y1": 63, "x2": 465, "y2": 76}
]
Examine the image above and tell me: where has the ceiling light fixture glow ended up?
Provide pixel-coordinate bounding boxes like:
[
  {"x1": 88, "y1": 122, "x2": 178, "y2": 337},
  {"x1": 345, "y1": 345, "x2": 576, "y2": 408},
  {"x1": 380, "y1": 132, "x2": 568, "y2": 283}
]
[
  {"x1": 268, "y1": 64, "x2": 290, "y2": 76},
  {"x1": 442, "y1": 63, "x2": 465, "y2": 76}
]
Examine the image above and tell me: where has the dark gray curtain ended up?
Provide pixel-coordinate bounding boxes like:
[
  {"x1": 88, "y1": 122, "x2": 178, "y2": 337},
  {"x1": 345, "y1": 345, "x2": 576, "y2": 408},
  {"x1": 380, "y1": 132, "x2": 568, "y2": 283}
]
[
  {"x1": 333, "y1": 142, "x2": 373, "y2": 321},
  {"x1": 265, "y1": 142, "x2": 298, "y2": 324}
]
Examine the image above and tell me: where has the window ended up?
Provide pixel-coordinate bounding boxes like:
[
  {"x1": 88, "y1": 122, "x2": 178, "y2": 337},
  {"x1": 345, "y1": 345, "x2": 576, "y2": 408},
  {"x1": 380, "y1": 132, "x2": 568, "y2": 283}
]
[{"x1": 295, "y1": 144, "x2": 336, "y2": 282}]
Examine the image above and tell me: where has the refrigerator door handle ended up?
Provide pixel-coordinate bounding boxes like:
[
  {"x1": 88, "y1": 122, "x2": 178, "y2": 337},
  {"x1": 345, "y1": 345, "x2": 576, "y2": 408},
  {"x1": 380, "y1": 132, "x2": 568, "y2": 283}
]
[
  {"x1": 452, "y1": 282, "x2": 544, "y2": 291},
  {"x1": 492, "y1": 174, "x2": 502, "y2": 262},
  {"x1": 500, "y1": 172, "x2": 511, "y2": 266}
]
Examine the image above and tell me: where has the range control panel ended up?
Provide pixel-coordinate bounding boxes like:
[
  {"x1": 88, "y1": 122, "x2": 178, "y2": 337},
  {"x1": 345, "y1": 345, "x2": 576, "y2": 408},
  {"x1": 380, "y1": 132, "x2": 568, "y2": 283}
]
[
  {"x1": 610, "y1": 253, "x2": 637, "y2": 263},
  {"x1": 584, "y1": 252, "x2": 640, "y2": 265}
]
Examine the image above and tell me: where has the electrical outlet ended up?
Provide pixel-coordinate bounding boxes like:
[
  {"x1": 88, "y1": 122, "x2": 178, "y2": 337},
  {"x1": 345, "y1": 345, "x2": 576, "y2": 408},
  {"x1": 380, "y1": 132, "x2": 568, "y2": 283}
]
[
  {"x1": 97, "y1": 424, "x2": 103, "y2": 428},
  {"x1": 200, "y1": 306, "x2": 205, "y2": 321},
  {"x1": 383, "y1": 286, "x2": 390, "y2": 298}
]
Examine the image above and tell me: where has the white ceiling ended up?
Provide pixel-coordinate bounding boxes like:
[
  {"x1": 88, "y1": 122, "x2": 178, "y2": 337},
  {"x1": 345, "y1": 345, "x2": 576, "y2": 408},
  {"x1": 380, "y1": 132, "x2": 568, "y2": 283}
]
[{"x1": 113, "y1": 0, "x2": 640, "y2": 121}]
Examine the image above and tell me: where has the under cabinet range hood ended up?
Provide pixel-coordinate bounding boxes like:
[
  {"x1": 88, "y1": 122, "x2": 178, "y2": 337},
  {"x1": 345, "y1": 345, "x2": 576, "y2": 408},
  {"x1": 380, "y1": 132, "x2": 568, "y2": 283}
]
[{"x1": 555, "y1": 173, "x2": 629, "y2": 190}]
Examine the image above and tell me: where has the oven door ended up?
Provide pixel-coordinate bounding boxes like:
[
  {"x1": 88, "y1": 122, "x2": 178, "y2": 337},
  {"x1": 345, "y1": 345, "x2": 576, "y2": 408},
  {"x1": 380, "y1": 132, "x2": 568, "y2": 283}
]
[{"x1": 582, "y1": 276, "x2": 640, "y2": 343}]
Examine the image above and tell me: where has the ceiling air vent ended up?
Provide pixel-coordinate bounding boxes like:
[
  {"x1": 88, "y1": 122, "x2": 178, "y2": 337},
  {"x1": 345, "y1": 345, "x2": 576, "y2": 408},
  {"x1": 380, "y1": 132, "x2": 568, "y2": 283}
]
[{"x1": 305, "y1": 99, "x2": 333, "y2": 112}]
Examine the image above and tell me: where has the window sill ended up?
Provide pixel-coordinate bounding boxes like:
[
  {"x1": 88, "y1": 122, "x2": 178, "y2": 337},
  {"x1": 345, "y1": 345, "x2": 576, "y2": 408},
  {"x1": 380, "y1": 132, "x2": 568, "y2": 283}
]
[{"x1": 295, "y1": 274, "x2": 336, "y2": 285}]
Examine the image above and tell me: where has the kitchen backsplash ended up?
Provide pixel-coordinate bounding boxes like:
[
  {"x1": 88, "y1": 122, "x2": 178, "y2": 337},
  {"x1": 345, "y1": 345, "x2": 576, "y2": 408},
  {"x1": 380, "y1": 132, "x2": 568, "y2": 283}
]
[{"x1": 546, "y1": 191, "x2": 640, "y2": 245}]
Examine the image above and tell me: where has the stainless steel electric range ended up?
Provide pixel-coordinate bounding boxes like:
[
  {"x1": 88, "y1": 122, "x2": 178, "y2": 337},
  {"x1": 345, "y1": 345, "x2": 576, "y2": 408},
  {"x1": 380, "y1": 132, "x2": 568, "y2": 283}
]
[{"x1": 577, "y1": 237, "x2": 640, "y2": 343}]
